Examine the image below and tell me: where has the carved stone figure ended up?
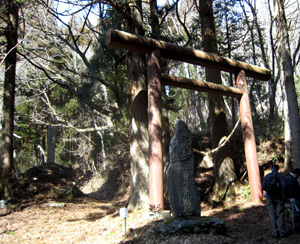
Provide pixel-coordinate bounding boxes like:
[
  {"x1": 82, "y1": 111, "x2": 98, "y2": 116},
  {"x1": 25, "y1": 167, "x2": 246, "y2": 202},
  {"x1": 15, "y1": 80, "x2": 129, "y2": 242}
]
[{"x1": 167, "y1": 120, "x2": 201, "y2": 217}]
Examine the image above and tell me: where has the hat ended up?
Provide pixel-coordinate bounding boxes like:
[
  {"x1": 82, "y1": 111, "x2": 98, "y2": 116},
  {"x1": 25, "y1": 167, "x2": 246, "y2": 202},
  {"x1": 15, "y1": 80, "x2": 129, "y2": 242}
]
[{"x1": 292, "y1": 168, "x2": 300, "y2": 174}]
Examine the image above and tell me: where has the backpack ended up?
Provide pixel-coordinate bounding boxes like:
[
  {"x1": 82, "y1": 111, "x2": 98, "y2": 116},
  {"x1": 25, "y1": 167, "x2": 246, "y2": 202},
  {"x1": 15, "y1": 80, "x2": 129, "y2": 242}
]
[{"x1": 268, "y1": 171, "x2": 282, "y2": 198}]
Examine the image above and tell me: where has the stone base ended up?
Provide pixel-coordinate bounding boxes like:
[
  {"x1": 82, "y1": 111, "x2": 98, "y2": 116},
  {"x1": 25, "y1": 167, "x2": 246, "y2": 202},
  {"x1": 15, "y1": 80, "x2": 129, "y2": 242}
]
[{"x1": 150, "y1": 216, "x2": 227, "y2": 235}]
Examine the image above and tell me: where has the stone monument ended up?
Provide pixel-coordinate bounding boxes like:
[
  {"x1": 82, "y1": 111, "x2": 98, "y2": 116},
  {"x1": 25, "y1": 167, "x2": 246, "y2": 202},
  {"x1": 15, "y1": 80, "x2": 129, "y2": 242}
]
[
  {"x1": 47, "y1": 126, "x2": 56, "y2": 164},
  {"x1": 212, "y1": 157, "x2": 237, "y2": 202},
  {"x1": 167, "y1": 120, "x2": 201, "y2": 217},
  {"x1": 154, "y1": 120, "x2": 226, "y2": 235}
]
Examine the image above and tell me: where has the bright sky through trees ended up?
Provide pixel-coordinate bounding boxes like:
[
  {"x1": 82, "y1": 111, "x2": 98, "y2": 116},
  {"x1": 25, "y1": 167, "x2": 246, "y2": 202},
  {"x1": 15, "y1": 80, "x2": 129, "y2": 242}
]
[{"x1": 55, "y1": 0, "x2": 169, "y2": 25}]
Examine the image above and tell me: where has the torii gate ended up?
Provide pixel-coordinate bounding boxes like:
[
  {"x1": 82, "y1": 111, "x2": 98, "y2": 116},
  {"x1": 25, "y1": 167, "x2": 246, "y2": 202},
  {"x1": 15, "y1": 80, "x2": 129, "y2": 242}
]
[{"x1": 106, "y1": 29, "x2": 271, "y2": 210}]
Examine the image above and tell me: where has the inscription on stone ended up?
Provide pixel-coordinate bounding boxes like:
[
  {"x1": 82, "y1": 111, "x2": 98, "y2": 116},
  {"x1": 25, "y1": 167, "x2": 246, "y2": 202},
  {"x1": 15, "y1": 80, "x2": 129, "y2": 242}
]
[{"x1": 167, "y1": 120, "x2": 201, "y2": 217}]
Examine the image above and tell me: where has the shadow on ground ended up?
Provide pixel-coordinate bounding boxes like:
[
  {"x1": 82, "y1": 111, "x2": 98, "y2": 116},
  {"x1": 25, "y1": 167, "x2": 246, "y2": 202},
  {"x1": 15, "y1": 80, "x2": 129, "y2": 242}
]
[{"x1": 118, "y1": 202, "x2": 300, "y2": 244}]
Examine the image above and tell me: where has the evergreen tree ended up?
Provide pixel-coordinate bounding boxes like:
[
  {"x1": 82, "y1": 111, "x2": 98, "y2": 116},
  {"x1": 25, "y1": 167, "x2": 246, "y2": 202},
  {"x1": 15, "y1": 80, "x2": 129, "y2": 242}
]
[
  {"x1": 197, "y1": 0, "x2": 235, "y2": 201},
  {"x1": 0, "y1": 0, "x2": 19, "y2": 198}
]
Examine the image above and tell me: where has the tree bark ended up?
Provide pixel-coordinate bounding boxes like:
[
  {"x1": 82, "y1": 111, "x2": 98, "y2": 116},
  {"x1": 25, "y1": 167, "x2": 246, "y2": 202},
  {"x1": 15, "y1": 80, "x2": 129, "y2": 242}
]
[
  {"x1": 274, "y1": 0, "x2": 300, "y2": 169},
  {"x1": 126, "y1": 0, "x2": 149, "y2": 209},
  {"x1": 198, "y1": 0, "x2": 234, "y2": 201},
  {"x1": 282, "y1": 80, "x2": 292, "y2": 172},
  {"x1": 0, "y1": 1, "x2": 19, "y2": 198}
]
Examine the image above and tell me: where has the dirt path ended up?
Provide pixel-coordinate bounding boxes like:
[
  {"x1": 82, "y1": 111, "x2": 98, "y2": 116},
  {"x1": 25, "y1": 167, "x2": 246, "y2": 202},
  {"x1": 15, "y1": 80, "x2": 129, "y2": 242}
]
[{"x1": 1, "y1": 197, "x2": 299, "y2": 244}]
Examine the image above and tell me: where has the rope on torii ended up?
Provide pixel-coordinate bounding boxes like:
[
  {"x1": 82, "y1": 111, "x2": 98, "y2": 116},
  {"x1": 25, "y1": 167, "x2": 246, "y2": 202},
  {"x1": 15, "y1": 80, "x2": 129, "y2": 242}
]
[
  {"x1": 106, "y1": 28, "x2": 268, "y2": 206},
  {"x1": 163, "y1": 117, "x2": 241, "y2": 157},
  {"x1": 193, "y1": 117, "x2": 241, "y2": 156}
]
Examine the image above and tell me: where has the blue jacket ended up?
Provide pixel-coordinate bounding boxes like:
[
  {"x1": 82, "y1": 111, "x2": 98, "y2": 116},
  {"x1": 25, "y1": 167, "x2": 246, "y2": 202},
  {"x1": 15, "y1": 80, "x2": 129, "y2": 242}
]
[
  {"x1": 262, "y1": 170, "x2": 287, "y2": 200},
  {"x1": 285, "y1": 173, "x2": 300, "y2": 201}
]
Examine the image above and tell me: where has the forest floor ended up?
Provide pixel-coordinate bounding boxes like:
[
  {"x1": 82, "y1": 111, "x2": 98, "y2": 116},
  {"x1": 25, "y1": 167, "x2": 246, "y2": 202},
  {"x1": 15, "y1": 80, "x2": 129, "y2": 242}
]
[
  {"x1": 1, "y1": 191, "x2": 300, "y2": 244},
  {"x1": 1, "y1": 139, "x2": 300, "y2": 244}
]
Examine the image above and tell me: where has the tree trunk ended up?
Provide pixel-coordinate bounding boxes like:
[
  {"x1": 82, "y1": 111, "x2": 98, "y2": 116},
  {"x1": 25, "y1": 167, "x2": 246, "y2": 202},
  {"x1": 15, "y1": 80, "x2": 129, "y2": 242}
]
[
  {"x1": 0, "y1": 1, "x2": 18, "y2": 198},
  {"x1": 274, "y1": 0, "x2": 300, "y2": 169},
  {"x1": 198, "y1": 0, "x2": 234, "y2": 201},
  {"x1": 243, "y1": 0, "x2": 279, "y2": 122},
  {"x1": 126, "y1": 0, "x2": 149, "y2": 209},
  {"x1": 282, "y1": 80, "x2": 292, "y2": 172}
]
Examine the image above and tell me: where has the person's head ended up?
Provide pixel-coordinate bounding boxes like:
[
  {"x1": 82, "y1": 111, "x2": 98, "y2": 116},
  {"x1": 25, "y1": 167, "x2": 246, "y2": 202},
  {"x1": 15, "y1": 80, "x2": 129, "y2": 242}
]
[
  {"x1": 272, "y1": 164, "x2": 279, "y2": 171},
  {"x1": 292, "y1": 168, "x2": 300, "y2": 178}
]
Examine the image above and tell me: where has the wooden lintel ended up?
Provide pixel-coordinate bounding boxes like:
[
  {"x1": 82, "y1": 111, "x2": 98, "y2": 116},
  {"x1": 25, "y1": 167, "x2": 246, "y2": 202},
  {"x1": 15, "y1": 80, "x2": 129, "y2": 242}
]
[
  {"x1": 106, "y1": 29, "x2": 271, "y2": 81},
  {"x1": 161, "y1": 74, "x2": 244, "y2": 98}
]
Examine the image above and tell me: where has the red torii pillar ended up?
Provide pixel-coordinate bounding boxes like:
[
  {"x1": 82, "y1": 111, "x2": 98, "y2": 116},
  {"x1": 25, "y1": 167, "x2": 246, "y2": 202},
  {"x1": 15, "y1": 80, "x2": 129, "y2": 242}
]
[
  {"x1": 236, "y1": 70, "x2": 262, "y2": 201},
  {"x1": 148, "y1": 50, "x2": 164, "y2": 210},
  {"x1": 105, "y1": 29, "x2": 268, "y2": 206}
]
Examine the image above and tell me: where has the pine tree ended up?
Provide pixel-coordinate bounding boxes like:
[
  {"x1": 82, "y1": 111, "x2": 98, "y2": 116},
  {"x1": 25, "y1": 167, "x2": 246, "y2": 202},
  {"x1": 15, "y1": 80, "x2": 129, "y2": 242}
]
[{"x1": 0, "y1": 0, "x2": 19, "y2": 198}]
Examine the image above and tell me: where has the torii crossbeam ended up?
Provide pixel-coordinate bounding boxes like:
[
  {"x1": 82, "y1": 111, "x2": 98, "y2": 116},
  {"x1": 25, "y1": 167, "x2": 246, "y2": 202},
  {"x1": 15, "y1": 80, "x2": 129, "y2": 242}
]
[{"x1": 106, "y1": 29, "x2": 271, "y2": 210}]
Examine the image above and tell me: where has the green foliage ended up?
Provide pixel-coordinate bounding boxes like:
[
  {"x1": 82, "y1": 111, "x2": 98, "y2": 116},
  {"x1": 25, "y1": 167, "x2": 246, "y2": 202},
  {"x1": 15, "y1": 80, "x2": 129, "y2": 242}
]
[
  {"x1": 14, "y1": 100, "x2": 44, "y2": 171},
  {"x1": 8, "y1": 0, "x2": 296, "y2": 182},
  {"x1": 242, "y1": 180, "x2": 251, "y2": 201},
  {"x1": 63, "y1": 98, "x2": 81, "y2": 117},
  {"x1": 214, "y1": 0, "x2": 246, "y2": 56},
  {"x1": 50, "y1": 85, "x2": 69, "y2": 101},
  {"x1": 14, "y1": 143, "x2": 37, "y2": 173},
  {"x1": 254, "y1": 116, "x2": 284, "y2": 142},
  {"x1": 272, "y1": 152, "x2": 283, "y2": 163},
  {"x1": 55, "y1": 140, "x2": 66, "y2": 165},
  {"x1": 103, "y1": 129, "x2": 128, "y2": 151},
  {"x1": 167, "y1": 87, "x2": 188, "y2": 124},
  {"x1": 54, "y1": 128, "x2": 78, "y2": 168},
  {"x1": 5, "y1": 230, "x2": 16, "y2": 235}
]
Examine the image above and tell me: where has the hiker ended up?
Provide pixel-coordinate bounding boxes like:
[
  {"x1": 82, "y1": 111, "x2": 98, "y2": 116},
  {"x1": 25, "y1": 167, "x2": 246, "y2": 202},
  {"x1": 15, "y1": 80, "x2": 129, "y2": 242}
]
[
  {"x1": 262, "y1": 164, "x2": 287, "y2": 238},
  {"x1": 286, "y1": 168, "x2": 300, "y2": 231}
]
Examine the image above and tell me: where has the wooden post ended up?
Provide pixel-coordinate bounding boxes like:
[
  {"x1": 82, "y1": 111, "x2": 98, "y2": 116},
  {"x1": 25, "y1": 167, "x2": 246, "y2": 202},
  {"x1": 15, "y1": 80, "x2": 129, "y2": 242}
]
[
  {"x1": 105, "y1": 29, "x2": 269, "y2": 205},
  {"x1": 236, "y1": 70, "x2": 262, "y2": 201},
  {"x1": 148, "y1": 50, "x2": 164, "y2": 210},
  {"x1": 161, "y1": 73, "x2": 243, "y2": 98}
]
